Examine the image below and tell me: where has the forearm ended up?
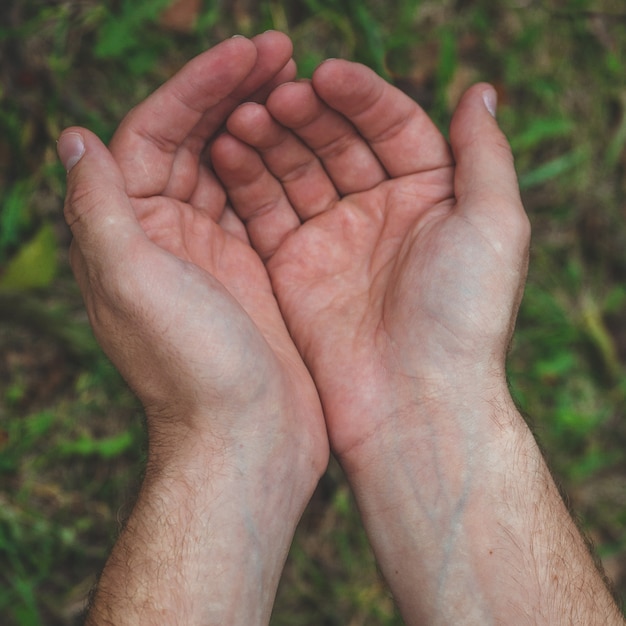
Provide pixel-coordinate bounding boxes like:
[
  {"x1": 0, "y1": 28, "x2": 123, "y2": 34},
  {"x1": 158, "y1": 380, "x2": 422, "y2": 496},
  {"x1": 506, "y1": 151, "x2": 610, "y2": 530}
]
[
  {"x1": 341, "y1": 390, "x2": 623, "y2": 625},
  {"x1": 85, "y1": 426, "x2": 316, "y2": 625}
]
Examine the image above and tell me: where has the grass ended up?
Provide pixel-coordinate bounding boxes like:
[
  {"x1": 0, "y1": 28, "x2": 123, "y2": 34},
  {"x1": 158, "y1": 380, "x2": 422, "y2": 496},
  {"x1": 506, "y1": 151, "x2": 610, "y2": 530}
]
[{"x1": 1, "y1": 0, "x2": 625, "y2": 622}]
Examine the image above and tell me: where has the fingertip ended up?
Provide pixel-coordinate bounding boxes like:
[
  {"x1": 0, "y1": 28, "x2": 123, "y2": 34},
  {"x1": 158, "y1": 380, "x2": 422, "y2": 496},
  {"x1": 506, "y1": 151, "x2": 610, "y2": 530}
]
[
  {"x1": 221, "y1": 33, "x2": 257, "y2": 59},
  {"x1": 310, "y1": 58, "x2": 343, "y2": 94},
  {"x1": 480, "y1": 84, "x2": 498, "y2": 118},
  {"x1": 450, "y1": 83, "x2": 525, "y2": 224},
  {"x1": 311, "y1": 58, "x2": 370, "y2": 94},
  {"x1": 249, "y1": 58, "x2": 298, "y2": 104},
  {"x1": 251, "y1": 29, "x2": 293, "y2": 65},
  {"x1": 311, "y1": 57, "x2": 345, "y2": 80},
  {"x1": 205, "y1": 35, "x2": 258, "y2": 81},
  {"x1": 57, "y1": 127, "x2": 116, "y2": 181},
  {"x1": 453, "y1": 83, "x2": 500, "y2": 126},
  {"x1": 276, "y1": 57, "x2": 298, "y2": 84},
  {"x1": 449, "y1": 83, "x2": 508, "y2": 153},
  {"x1": 265, "y1": 80, "x2": 315, "y2": 124},
  {"x1": 59, "y1": 127, "x2": 129, "y2": 233},
  {"x1": 266, "y1": 78, "x2": 309, "y2": 102},
  {"x1": 57, "y1": 128, "x2": 86, "y2": 173},
  {"x1": 254, "y1": 29, "x2": 293, "y2": 50},
  {"x1": 310, "y1": 60, "x2": 385, "y2": 119},
  {"x1": 227, "y1": 32, "x2": 254, "y2": 46},
  {"x1": 210, "y1": 130, "x2": 242, "y2": 165},
  {"x1": 212, "y1": 131, "x2": 265, "y2": 186},
  {"x1": 456, "y1": 82, "x2": 498, "y2": 118},
  {"x1": 226, "y1": 101, "x2": 270, "y2": 143}
]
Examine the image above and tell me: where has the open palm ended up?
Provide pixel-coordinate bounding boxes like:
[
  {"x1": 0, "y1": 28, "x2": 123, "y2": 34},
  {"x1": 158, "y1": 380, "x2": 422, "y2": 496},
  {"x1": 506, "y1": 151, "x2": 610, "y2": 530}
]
[
  {"x1": 213, "y1": 60, "x2": 530, "y2": 460},
  {"x1": 65, "y1": 34, "x2": 327, "y2": 459}
]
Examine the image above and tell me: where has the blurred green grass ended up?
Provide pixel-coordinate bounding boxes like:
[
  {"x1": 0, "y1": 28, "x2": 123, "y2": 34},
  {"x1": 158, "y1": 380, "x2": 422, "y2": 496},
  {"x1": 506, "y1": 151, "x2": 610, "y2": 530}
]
[{"x1": 1, "y1": 0, "x2": 625, "y2": 623}]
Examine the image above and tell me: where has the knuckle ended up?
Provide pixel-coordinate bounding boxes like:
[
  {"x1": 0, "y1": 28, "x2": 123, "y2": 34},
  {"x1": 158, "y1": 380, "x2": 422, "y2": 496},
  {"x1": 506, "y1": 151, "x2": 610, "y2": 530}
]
[{"x1": 63, "y1": 179, "x2": 104, "y2": 228}]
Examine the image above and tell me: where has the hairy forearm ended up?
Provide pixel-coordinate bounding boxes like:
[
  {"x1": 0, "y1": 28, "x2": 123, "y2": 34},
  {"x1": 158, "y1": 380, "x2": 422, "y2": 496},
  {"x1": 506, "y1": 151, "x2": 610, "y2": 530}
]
[
  {"x1": 85, "y1": 428, "x2": 316, "y2": 625},
  {"x1": 341, "y1": 391, "x2": 624, "y2": 625}
]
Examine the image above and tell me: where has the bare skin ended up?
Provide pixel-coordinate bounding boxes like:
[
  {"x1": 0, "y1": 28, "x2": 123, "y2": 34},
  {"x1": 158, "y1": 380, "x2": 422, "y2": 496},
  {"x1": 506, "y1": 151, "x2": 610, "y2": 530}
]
[
  {"x1": 58, "y1": 33, "x2": 329, "y2": 625},
  {"x1": 211, "y1": 60, "x2": 625, "y2": 624}
]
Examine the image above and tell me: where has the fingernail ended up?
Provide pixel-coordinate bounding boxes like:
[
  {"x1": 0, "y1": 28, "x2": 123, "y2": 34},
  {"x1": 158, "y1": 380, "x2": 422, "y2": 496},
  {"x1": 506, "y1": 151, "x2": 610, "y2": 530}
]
[
  {"x1": 57, "y1": 132, "x2": 85, "y2": 172},
  {"x1": 482, "y1": 87, "x2": 497, "y2": 118},
  {"x1": 230, "y1": 34, "x2": 246, "y2": 39}
]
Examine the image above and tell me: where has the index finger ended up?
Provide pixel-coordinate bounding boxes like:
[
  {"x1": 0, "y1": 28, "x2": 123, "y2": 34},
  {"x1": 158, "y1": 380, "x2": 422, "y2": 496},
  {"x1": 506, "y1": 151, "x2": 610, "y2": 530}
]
[
  {"x1": 110, "y1": 33, "x2": 295, "y2": 197},
  {"x1": 311, "y1": 60, "x2": 453, "y2": 177},
  {"x1": 112, "y1": 36, "x2": 258, "y2": 158}
]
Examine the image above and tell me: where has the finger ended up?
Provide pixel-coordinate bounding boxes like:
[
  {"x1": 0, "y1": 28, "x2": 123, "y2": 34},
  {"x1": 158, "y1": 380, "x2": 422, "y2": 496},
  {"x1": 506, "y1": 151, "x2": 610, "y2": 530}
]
[
  {"x1": 248, "y1": 56, "x2": 297, "y2": 103},
  {"x1": 238, "y1": 31, "x2": 295, "y2": 99},
  {"x1": 189, "y1": 54, "x2": 298, "y2": 222},
  {"x1": 110, "y1": 32, "x2": 294, "y2": 199},
  {"x1": 193, "y1": 31, "x2": 295, "y2": 133},
  {"x1": 109, "y1": 37, "x2": 257, "y2": 192},
  {"x1": 58, "y1": 128, "x2": 150, "y2": 288},
  {"x1": 185, "y1": 165, "x2": 228, "y2": 222},
  {"x1": 218, "y1": 206, "x2": 251, "y2": 246},
  {"x1": 311, "y1": 59, "x2": 453, "y2": 177},
  {"x1": 167, "y1": 40, "x2": 296, "y2": 210},
  {"x1": 263, "y1": 80, "x2": 388, "y2": 194},
  {"x1": 211, "y1": 133, "x2": 300, "y2": 261},
  {"x1": 449, "y1": 84, "x2": 531, "y2": 258},
  {"x1": 226, "y1": 102, "x2": 340, "y2": 219}
]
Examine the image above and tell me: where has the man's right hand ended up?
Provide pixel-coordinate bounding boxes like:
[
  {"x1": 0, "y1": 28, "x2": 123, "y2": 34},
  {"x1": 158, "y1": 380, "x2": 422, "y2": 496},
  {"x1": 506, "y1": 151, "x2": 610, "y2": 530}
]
[
  {"x1": 212, "y1": 60, "x2": 623, "y2": 625},
  {"x1": 59, "y1": 34, "x2": 329, "y2": 625},
  {"x1": 212, "y1": 60, "x2": 529, "y2": 465}
]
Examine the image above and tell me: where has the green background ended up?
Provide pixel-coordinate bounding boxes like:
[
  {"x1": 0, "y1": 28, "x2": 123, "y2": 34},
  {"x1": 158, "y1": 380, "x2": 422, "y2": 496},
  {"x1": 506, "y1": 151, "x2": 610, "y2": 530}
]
[{"x1": 1, "y1": 0, "x2": 625, "y2": 623}]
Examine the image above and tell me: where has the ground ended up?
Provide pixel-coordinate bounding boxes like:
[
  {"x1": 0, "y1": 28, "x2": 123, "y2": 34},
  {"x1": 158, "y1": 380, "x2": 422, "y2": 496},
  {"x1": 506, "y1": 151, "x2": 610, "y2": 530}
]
[{"x1": 1, "y1": 0, "x2": 625, "y2": 623}]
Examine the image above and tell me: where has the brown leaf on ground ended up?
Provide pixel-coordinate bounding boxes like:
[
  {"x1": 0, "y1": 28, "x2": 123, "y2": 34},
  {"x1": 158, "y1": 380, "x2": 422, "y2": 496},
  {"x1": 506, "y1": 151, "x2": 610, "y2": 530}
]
[{"x1": 160, "y1": 0, "x2": 201, "y2": 33}]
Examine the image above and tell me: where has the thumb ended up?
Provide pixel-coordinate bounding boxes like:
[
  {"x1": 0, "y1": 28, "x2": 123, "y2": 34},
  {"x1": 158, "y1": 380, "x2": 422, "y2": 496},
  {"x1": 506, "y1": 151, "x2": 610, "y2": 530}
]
[
  {"x1": 449, "y1": 83, "x2": 530, "y2": 247},
  {"x1": 57, "y1": 128, "x2": 146, "y2": 274}
]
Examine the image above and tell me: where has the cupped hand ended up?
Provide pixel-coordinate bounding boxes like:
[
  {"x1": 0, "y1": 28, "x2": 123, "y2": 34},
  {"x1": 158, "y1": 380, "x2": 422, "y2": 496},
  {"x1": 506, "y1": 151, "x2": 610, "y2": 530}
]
[
  {"x1": 212, "y1": 60, "x2": 531, "y2": 463},
  {"x1": 59, "y1": 33, "x2": 328, "y2": 474}
]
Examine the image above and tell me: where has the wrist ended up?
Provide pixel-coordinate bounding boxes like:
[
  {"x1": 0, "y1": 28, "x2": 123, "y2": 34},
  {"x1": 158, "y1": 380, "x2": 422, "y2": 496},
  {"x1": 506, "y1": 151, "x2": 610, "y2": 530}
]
[
  {"x1": 336, "y1": 383, "x2": 621, "y2": 624},
  {"x1": 336, "y1": 371, "x2": 519, "y2": 475},
  {"x1": 143, "y1": 377, "x2": 328, "y2": 484},
  {"x1": 143, "y1": 403, "x2": 326, "y2": 509},
  {"x1": 89, "y1": 407, "x2": 324, "y2": 626}
]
